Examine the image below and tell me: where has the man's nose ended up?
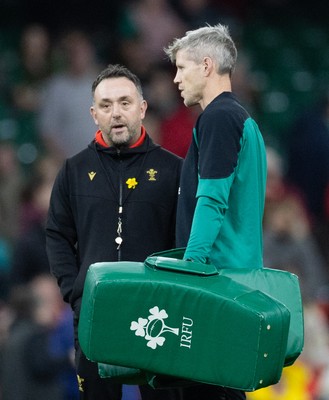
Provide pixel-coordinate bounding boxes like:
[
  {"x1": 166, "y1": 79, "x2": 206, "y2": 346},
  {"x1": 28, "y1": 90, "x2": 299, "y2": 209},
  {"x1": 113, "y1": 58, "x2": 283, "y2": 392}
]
[
  {"x1": 173, "y1": 72, "x2": 180, "y2": 84},
  {"x1": 112, "y1": 103, "x2": 121, "y2": 117}
]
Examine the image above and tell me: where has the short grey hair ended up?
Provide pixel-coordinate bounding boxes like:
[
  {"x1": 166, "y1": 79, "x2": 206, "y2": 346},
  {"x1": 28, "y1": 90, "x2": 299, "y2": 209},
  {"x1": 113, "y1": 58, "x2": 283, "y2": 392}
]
[{"x1": 164, "y1": 23, "x2": 237, "y2": 76}]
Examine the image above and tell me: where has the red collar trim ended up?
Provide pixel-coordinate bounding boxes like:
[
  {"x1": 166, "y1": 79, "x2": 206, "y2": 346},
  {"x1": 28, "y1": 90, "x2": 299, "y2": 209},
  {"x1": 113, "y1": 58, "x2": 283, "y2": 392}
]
[
  {"x1": 95, "y1": 130, "x2": 108, "y2": 147},
  {"x1": 95, "y1": 126, "x2": 146, "y2": 148}
]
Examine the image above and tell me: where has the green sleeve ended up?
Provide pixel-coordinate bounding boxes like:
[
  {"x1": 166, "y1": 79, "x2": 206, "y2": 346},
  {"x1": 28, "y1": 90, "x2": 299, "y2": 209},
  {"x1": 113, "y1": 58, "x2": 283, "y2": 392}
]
[{"x1": 184, "y1": 175, "x2": 234, "y2": 263}]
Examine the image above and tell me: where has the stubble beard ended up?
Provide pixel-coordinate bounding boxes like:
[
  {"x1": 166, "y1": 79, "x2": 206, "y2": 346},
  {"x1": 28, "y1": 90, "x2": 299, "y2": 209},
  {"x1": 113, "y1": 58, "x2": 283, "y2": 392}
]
[
  {"x1": 110, "y1": 131, "x2": 130, "y2": 148},
  {"x1": 108, "y1": 125, "x2": 139, "y2": 149}
]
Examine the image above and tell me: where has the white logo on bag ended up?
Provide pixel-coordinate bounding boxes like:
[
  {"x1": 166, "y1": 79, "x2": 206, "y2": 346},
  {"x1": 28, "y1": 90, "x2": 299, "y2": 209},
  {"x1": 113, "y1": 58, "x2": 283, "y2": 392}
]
[
  {"x1": 130, "y1": 306, "x2": 179, "y2": 349},
  {"x1": 130, "y1": 306, "x2": 193, "y2": 349}
]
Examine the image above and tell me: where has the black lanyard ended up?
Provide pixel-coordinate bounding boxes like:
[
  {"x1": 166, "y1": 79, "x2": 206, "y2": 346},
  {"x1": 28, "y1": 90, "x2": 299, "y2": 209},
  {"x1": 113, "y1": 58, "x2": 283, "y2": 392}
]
[{"x1": 94, "y1": 141, "x2": 149, "y2": 258}]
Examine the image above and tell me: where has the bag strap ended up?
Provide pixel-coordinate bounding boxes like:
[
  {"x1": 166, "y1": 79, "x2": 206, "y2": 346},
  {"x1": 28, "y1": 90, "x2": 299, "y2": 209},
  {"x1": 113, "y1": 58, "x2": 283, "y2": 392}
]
[{"x1": 145, "y1": 256, "x2": 218, "y2": 276}]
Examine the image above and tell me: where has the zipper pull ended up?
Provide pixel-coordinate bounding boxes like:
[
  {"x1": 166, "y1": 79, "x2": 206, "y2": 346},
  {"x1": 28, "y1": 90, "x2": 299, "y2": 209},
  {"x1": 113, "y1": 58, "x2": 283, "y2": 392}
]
[
  {"x1": 115, "y1": 216, "x2": 123, "y2": 249},
  {"x1": 115, "y1": 236, "x2": 123, "y2": 249}
]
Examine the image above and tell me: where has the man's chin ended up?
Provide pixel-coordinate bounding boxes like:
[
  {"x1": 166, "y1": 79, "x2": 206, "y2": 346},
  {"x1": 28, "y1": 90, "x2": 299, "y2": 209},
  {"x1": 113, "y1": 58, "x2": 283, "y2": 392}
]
[
  {"x1": 111, "y1": 133, "x2": 129, "y2": 145},
  {"x1": 184, "y1": 98, "x2": 195, "y2": 108}
]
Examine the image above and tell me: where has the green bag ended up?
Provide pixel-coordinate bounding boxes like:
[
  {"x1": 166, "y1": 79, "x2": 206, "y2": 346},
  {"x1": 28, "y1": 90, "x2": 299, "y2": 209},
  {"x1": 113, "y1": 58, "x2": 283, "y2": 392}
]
[
  {"x1": 79, "y1": 253, "x2": 292, "y2": 391},
  {"x1": 147, "y1": 248, "x2": 304, "y2": 366}
]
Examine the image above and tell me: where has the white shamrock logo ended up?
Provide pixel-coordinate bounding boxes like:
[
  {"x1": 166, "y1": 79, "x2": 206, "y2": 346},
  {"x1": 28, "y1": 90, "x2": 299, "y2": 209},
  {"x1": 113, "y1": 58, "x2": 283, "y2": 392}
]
[{"x1": 130, "y1": 306, "x2": 179, "y2": 349}]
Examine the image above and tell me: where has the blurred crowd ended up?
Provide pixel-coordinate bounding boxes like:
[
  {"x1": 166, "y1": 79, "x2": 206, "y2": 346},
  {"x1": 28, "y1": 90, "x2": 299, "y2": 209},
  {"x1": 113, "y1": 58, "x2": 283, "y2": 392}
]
[{"x1": 0, "y1": 0, "x2": 329, "y2": 399}]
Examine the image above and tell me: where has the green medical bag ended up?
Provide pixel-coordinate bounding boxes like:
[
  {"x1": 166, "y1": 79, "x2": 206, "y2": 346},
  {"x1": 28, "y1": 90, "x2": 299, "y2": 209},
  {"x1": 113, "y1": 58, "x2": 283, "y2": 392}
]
[
  {"x1": 148, "y1": 248, "x2": 304, "y2": 366},
  {"x1": 78, "y1": 254, "x2": 294, "y2": 391}
]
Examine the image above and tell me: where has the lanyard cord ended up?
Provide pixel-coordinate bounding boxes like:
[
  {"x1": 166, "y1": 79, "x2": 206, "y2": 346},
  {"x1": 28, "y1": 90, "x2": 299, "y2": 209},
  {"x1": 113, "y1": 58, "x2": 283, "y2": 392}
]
[{"x1": 93, "y1": 141, "x2": 150, "y2": 255}]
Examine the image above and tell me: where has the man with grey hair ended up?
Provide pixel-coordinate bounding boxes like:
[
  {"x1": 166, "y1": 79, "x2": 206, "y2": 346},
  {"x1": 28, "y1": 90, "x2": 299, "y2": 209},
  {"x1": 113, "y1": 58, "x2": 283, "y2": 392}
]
[{"x1": 164, "y1": 24, "x2": 267, "y2": 399}]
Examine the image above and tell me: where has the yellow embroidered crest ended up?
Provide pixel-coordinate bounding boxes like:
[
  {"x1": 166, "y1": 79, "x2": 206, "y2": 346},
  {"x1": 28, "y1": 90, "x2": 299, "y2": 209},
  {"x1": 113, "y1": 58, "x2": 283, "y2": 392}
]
[
  {"x1": 126, "y1": 177, "x2": 138, "y2": 189},
  {"x1": 146, "y1": 168, "x2": 158, "y2": 181}
]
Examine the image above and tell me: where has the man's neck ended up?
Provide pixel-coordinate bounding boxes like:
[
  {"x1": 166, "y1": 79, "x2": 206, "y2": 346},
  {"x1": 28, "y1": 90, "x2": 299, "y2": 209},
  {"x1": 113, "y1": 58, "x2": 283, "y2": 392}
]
[{"x1": 200, "y1": 75, "x2": 232, "y2": 110}]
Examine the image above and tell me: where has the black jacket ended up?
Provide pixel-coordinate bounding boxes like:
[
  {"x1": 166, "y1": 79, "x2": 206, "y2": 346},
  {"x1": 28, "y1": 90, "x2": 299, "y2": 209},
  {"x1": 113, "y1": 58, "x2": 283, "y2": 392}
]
[{"x1": 46, "y1": 133, "x2": 182, "y2": 312}]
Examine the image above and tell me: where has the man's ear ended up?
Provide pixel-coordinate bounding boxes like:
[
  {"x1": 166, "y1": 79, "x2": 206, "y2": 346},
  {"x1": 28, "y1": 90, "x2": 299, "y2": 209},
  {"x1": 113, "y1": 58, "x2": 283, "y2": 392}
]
[
  {"x1": 90, "y1": 106, "x2": 98, "y2": 125},
  {"x1": 140, "y1": 99, "x2": 148, "y2": 120},
  {"x1": 203, "y1": 56, "x2": 214, "y2": 76}
]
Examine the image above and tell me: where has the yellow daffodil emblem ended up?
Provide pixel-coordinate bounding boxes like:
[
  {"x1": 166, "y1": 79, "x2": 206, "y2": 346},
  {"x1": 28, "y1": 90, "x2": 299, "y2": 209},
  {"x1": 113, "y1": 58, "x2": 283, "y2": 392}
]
[{"x1": 126, "y1": 177, "x2": 138, "y2": 189}]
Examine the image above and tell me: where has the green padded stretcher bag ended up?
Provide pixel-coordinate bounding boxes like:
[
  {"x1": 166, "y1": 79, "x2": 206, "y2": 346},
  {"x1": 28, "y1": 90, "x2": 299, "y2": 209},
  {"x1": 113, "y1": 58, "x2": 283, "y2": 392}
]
[
  {"x1": 95, "y1": 250, "x2": 304, "y2": 388},
  {"x1": 79, "y1": 257, "x2": 291, "y2": 391},
  {"x1": 147, "y1": 248, "x2": 304, "y2": 367}
]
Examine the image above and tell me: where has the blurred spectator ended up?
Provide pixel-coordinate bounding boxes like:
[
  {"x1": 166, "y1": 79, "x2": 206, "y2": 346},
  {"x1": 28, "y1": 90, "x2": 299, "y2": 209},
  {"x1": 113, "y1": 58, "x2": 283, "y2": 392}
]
[
  {"x1": 50, "y1": 305, "x2": 79, "y2": 400},
  {"x1": 5, "y1": 153, "x2": 61, "y2": 292},
  {"x1": 0, "y1": 299, "x2": 12, "y2": 389},
  {"x1": 250, "y1": 148, "x2": 329, "y2": 400},
  {"x1": 0, "y1": 141, "x2": 24, "y2": 244},
  {"x1": 248, "y1": 294, "x2": 329, "y2": 399},
  {"x1": 119, "y1": 0, "x2": 187, "y2": 66},
  {"x1": 320, "y1": 182, "x2": 329, "y2": 266},
  {"x1": 0, "y1": 238, "x2": 11, "y2": 301},
  {"x1": 1, "y1": 151, "x2": 78, "y2": 399},
  {"x1": 263, "y1": 146, "x2": 311, "y2": 237},
  {"x1": 160, "y1": 104, "x2": 199, "y2": 158},
  {"x1": 286, "y1": 92, "x2": 329, "y2": 221},
  {"x1": 263, "y1": 147, "x2": 328, "y2": 303},
  {"x1": 176, "y1": 0, "x2": 230, "y2": 29},
  {"x1": 0, "y1": 152, "x2": 60, "y2": 297},
  {"x1": 18, "y1": 154, "x2": 62, "y2": 234},
  {"x1": 7, "y1": 24, "x2": 54, "y2": 166},
  {"x1": 10, "y1": 24, "x2": 53, "y2": 115},
  {"x1": 231, "y1": 51, "x2": 262, "y2": 117},
  {"x1": 0, "y1": 143, "x2": 24, "y2": 301},
  {"x1": 9, "y1": 174, "x2": 54, "y2": 287},
  {"x1": 286, "y1": 92, "x2": 329, "y2": 267},
  {"x1": 144, "y1": 64, "x2": 180, "y2": 119},
  {"x1": 302, "y1": 298, "x2": 329, "y2": 400},
  {"x1": 117, "y1": 36, "x2": 153, "y2": 84},
  {"x1": 38, "y1": 30, "x2": 104, "y2": 159},
  {"x1": 1, "y1": 275, "x2": 75, "y2": 400},
  {"x1": 141, "y1": 105, "x2": 163, "y2": 145}
]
